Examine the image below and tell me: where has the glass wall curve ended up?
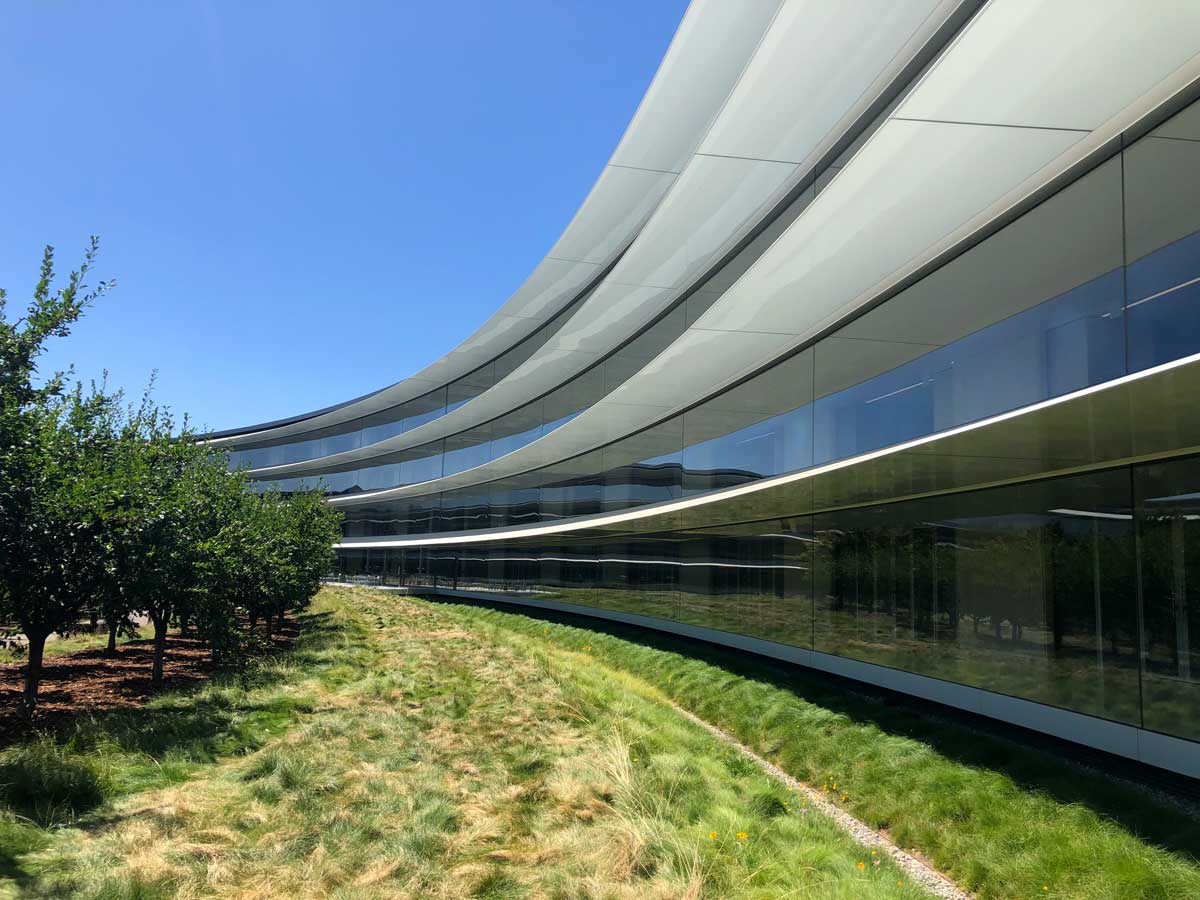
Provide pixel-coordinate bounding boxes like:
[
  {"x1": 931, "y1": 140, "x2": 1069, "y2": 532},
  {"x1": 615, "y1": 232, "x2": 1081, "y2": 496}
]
[
  {"x1": 327, "y1": 95, "x2": 1200, "y2": 772},
  {"x1": 212, "y1": 5, "x2": 1200, "y2": 776}
]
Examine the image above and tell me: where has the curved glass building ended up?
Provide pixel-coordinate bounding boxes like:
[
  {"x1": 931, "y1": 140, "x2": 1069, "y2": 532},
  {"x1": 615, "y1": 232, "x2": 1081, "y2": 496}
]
[{"x1": 208, "y1": 0, "x2": 1200, "y2": 778}]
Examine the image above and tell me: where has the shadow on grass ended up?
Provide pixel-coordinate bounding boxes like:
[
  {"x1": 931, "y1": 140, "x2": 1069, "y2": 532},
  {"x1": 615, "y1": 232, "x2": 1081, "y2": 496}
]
[
  {"x1": 0, "y1": 819, "x2": 48, "y2": 888},
  {"x1": 69, "y1": 610, "x2": 343, "y2": 761},
  {"x1": 429, "y1": 593, "x2": 1200, "y2": 863},
  {"x1": 0, "y1": 609, "x2": 346, "y2": 825}
]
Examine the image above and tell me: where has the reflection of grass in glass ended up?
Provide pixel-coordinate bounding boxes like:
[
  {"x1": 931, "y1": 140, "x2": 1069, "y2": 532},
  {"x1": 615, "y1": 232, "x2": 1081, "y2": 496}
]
[
  {"x1": 516, "y1": 585, "x2": 1143, "y2": 726},
  {"x1": 1140, "y1": 675, "x2": 1200, "y2": 742},
  {"x1": 812, "y1": 602, "x2": 1142, "y2": 725}
]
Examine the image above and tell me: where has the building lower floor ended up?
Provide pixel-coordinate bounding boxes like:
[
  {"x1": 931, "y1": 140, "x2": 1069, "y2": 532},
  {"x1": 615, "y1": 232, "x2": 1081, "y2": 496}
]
[{"x1": 335, "y1": 449, "x2": 1200, "y2": 779}]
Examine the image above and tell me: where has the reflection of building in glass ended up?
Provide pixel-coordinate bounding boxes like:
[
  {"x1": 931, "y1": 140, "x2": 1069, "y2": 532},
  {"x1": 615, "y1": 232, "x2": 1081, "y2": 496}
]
[{"x1": 205, "y1": 2, "x2": 1200, "y2": 777}]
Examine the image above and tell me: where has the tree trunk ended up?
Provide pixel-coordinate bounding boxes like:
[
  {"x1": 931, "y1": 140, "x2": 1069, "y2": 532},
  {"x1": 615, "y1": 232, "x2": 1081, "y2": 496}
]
[
  {"x1": 151, "y1": 615, "x2": 168, "y2": 689},
  {"x1": 89, "y1": 608, "x2": 99, "y2": 631},
  {"x1": 23, "y1": 631, "x2": 48, "y2": 716},
  {"x1": 277, "y1": 609, "x2": 287, "y2": 634},
  {"x1": 106, "y1": 619, "x2": 119, "y2": 656}
]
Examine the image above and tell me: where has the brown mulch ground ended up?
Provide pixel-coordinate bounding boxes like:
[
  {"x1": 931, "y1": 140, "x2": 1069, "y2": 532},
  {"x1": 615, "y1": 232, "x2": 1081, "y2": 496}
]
[{"x1": 0, "y1": 624, "x2": 300, "y2": 747}]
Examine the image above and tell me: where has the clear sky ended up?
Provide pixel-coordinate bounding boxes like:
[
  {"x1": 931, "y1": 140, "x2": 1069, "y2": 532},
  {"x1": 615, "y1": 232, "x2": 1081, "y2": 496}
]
[{"x1": 0, "y1": 1, "x2": 688, "y2": 432}]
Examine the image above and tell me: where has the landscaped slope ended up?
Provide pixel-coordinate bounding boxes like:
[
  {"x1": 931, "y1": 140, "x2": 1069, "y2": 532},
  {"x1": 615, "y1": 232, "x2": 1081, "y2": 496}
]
[
  {"x1": 5, "y1": 587, "x2": 930, "y2": 899},
  {"x1": 4, "y1": 585, "x2": 1199, "y2": 899}
]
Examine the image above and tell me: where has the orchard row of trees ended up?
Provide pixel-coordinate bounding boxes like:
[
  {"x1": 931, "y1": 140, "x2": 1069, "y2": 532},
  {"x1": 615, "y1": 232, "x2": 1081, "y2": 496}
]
[{"x1": 0, "y1": 240, "x2": 343, "y2": 713}]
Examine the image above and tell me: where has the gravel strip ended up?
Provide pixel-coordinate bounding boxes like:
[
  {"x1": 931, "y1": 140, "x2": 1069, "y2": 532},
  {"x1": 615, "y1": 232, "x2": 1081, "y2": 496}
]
[{"x1": 669, "y1": 701, "x2": 974, "y2": 900}]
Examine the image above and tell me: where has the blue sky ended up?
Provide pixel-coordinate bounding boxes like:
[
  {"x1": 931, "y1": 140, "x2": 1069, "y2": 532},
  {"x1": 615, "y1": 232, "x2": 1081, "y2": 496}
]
[{"x1": 0, "y1": 1, "x2": 687, "y2": 431}]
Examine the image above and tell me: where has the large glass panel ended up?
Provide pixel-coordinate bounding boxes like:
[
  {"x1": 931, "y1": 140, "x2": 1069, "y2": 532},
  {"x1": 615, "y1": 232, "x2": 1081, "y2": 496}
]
[
  {"x1": 486, "y1": 541, "x2": 539, "y2": 595},
  {"x1": 540, "y1": 365, "x2": 607, "y2": 434},
  {"x1": 320, "y1": 430, "x2": 360, "y2": 457},
  {"x1": 676, "y1": 531, "x2": 744, "y2": 635},
  {"x1": 427, "y1": 548, "x2": 459, "y2": 589},
  {"x1": 228, "y1": 447, "x2": 267, "y2": 470},
  {"x1": 676, "y1": 521, "x2": 813, "y2": 645},
  {"x1": 396, "y1": 547, "x2": 435, "y2": 589},
  {"x1": 281, "y1": 436, "x2": 323, "y2": 466},
  {"x1": 338, "y1": 549, "x2": 366, "y2": 580},
  {"x1": 358, "y1": 417, "x2": 406, "y2": 447},
  {"x1": 537, "y1": 539, "x2": 601, "y2": 605},
  {"x1": 601, "y1": 420, "x2": 684, "y2": 512},
  {"x1": 442, "y1": 426, "x2": 492, "y2": 477},
  {"x1": 681, "y1": 349, "x2": 814, "y2": 494},
  {"x1": 313, "y1": 470, "x2": 358, "y2": 495},
  {"x1": 1124, "y1": 98, "x2": 1200, "y2": 373},
  {"x1": 814, "y1": 158, "x2": 1124, "y2": 464},
  {"x1": 539, "y1": 450, "x2": 605, "y2": 520},
  {"x1": 593, "y1": 536, "x2": 679, "y2": 620},
  {"x1": 489, "y1": 472, "x2": 541, "y2": 529},
  {"x1": 399, "y1": 442, "x2": 444, "y2": 485},
  {"x1": 813, "y1": 470, "x2": 1139, "y2": 724},
  {"x1": 436, "y1": 487, "x2": 490, "y2": 533},
  {"x1": 341, "y1": 497, "x2": 438, "y2": 538},
  {"x1": 357, "y1": 461, "x2": 405, "y2": 492},
  {"x1": 489, "y1": 401, "x2": 544, "y2": 461},
  {"x1": 1134, "y1": 455, "x2": 1200, "y2": 742},
  {"x1": 456, "y1": 545, "x2": 491, "y2": 591}
]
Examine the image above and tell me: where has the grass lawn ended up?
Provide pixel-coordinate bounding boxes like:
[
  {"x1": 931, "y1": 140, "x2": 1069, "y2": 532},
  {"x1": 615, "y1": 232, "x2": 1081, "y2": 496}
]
[{"x1": 0, "y1": 586, "x2": 1197, "y2": 899}]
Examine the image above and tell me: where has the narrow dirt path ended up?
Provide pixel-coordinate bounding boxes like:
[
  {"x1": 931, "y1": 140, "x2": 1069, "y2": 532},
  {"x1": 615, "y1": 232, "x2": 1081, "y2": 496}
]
[{"x1": 670, "y1": 701, "x2": 975, "y2": 900}]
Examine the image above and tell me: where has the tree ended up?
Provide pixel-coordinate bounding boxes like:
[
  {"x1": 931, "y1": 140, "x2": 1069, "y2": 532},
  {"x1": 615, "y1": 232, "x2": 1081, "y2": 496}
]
[
  {"x1": 99, "y1": 395, "x2": 193, "y2": 687},
  {"x1": 0, "y1": 241, "x2": 114, "y2": 713},
  {"x1": 0, "y1": 239, "x2": 343, "y2": 708},
  {"x1": 257, "y1": 485, "x2": 341, "y2": 634}
]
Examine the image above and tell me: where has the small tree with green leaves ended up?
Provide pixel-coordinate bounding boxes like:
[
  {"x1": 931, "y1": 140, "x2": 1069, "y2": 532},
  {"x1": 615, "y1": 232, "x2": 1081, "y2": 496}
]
[
  {"x1": 99, "y1": 395, "x2": 207, "y2": 687},
  {"x1": 0, "y1": 241, "x2": 114, "y2": 713}
]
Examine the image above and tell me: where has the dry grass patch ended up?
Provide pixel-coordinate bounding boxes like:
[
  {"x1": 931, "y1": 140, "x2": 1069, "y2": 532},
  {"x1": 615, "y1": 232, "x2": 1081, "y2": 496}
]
[{"x1": 7, "y1": 587, "x2": 930, "y2": 899}]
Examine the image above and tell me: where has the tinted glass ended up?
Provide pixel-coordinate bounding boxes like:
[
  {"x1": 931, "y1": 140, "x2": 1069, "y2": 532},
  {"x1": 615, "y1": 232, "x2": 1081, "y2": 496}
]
[
  {"x1": 1134, "y1": 455, "x2": 1200, "y2": 742},
  {"x1": 1124, "y1": 98, "x2": 1200, "y2": 372},
  {"x1": 814, "y1": 470, "x2": 1139, "y2": 724},
  {"x1": 814, "y1": 159, "x2": 1124, "y2": 464}
]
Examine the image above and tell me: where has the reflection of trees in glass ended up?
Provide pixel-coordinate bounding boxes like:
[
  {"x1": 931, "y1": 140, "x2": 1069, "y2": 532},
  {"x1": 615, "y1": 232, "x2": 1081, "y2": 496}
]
[
  {"x1": 806, "y1": 490, "x2": 1141, "y2": 723},
  {"x1": 1139, "y1": 510, "x2": 1198, "y2": 680},
  {"x1": 334, "y1": 465, "x2": 1173, "y2": 732},
  {"x1": 1137, "y1": 480, "x2": 1200, "y2": 741}
]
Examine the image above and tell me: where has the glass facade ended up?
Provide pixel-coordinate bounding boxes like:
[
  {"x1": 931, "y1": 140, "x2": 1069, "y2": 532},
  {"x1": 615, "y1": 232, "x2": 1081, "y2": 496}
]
[
  {"x1": 1134, "y1": 457, "x2": 1200, "y2": 743},
  {"x1": 320, "y1": 97, "x2": 1200, "y2": 535},
  {"x1": 228, "y1": 292, "x2": 592, "y2": 471},
  {"x1": 327, "y1": 98, "x2": 1200, "y2": 759},
  {"x1": 337, "y1": 460, "x2": 1195, "y2": 746}
]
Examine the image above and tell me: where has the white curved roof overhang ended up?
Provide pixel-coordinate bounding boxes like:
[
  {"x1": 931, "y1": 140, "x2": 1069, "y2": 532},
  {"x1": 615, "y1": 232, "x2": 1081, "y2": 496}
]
[
  {"x1": 331, "y1": 0, "x2": 1200, "y2": 509},
  {"x1": 206, "y1": 0, "x2": 782, "y2": 446},
  {"x1": 337, "y1": 347, "x2": 1200, "y2": 548},
  {"x1": 248, "y1": 0, "x2": 972, "y2": 477}
]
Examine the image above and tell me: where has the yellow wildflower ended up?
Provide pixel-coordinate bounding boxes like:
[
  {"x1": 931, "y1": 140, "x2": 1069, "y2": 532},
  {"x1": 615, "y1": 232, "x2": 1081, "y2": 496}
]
[
  {"x1": 708, "y1": 831, "x2": 717, "y2": 840},
  {"x1": 736, "y1": 831, "x2": 748, "y2": 840}
]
